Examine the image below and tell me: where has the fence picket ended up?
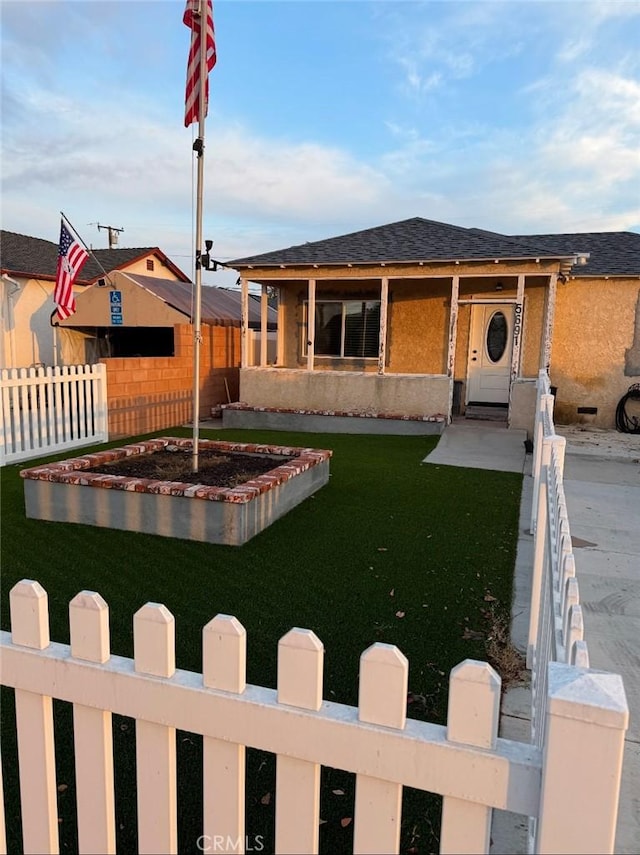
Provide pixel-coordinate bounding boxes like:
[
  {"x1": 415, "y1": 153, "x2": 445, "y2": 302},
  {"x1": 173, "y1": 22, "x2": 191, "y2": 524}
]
[
  {"x1": 353, "y1": 643, "x2": 407, "y2": 855},
  {"x1": 69, "y1": 592, "x2": 115, "y2": 854},
  {"x1": 134, "y1": 604, "x2": 177, "y2": 855},
  {"x1": 9, "y1": 581, "x2": 59, "y2": 855},
  {"x1": 440, "y1": 661, "x2": 501, "y2": 855},
  {"x1": 275, "y1": 628, "x2": 324, "y2": 855},
  {"x1": 0, "y1": 364, "x2": 108, "y2": 464},
  {"x1": 202, "y1": 615, "x2": 247, "y2": 851},
  {"x1": 561, "y1": 577, "x2": 579, "y2": 656}
]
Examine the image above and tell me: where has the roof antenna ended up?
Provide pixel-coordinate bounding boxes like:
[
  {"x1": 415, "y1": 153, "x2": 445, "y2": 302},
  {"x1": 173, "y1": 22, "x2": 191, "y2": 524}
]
[{"x1": 93, "y1": 223, "x2": 125, "y2": 249}]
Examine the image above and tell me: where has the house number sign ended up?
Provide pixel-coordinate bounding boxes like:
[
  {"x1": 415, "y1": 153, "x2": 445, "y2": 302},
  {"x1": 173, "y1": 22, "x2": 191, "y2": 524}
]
[{"x1": 512, "y1": 302, "x2": 523, "y2": 349}]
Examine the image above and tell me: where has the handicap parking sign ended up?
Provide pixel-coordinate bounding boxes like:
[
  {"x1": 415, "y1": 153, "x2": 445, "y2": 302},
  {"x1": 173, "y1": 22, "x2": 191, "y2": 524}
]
[{"x1": 110, "y1": 290, "x2": 122, "y2": 304}]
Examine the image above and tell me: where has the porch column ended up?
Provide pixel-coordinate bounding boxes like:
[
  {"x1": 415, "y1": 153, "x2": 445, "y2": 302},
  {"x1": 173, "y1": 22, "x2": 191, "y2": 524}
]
[
  {"x1": 446, "y1": 275, "x2": 460, "y2": 421},
  {"x1": 508, "y1": 273, "x2": 525, "y2": 424},
  {"x1": 276, "y1": 286, "x2": 284, "y2": 366},
  {"x1": 260, "y1": 284, "x2": 269, "y2": 367},
  {"x1": 240, "y1": 276, "x2": 249, "y2": 369},
  {"x1": 377, "y1": 276, "x2": 389, "y2": 375},
  {"x1": 306, "y1": 278, "x2": 316, "y2": 371},
  {"x1": 539, "y1": 272, "x2": 558, "y2": 373}
]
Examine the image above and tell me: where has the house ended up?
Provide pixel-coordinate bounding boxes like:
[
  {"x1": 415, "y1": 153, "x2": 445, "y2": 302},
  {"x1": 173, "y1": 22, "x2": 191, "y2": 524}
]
[
  {"x1": 0, "y1": 229, "x2": 190, "y2": 369},
  {"x1": 227, "y1": 218, "x2": 640, "y2": 432}
]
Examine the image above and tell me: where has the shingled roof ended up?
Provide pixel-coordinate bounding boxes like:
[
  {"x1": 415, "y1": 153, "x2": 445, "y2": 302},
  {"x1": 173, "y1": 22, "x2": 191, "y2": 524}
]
[
  {"x1": 510, "y1": 231, "x2": 640, "y2": 276},
  {"x1": 0, "y1": 230, "x2": 190, "y2": 283},
  {"x1": 227, "y1": 217, "x2": 579, "y2": 268},
  {"x1": 228, "y1": 217, "x2": 639, "y2": 277}
]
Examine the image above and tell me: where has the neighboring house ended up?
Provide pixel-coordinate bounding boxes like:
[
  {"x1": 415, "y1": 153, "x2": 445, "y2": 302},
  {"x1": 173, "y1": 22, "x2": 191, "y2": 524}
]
[
  {"x1": 0, "y1": 229, "x2": 190, "y2": 369},
  {"x1": 228, "y1": 217, "x2": 640, "y2": 431},
  {"x1": 0, "y1": 230, "x2": 278, "y2": 437},
  {"x1": 54, "y1": 271, "x2": 277, "y2": 364}
]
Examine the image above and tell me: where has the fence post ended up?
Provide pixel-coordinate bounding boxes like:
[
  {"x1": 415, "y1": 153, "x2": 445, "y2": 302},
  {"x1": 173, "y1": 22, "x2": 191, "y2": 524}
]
[
  {"x1": 202, "y1": 614, "x2": 247, "y2": 852},
  {"x1": 535, "y1": 663, "x2": 628, "y2": 854},
  {"x1": 134, "y1": 603, "x2": 177, "y2": 855},
  {"x1": 275, "y1": 628, "x2": 324, "y2": 855},
  {"x1": 530, "y1": 392, "x2": 554, "y2": 534},
  {"x1": 353, "y1": 643, "x2": 408, "y2": 855},
  {"x1": 69, "y1": 591, "x2": 115, "y2": 854},
  {"x1": 440, "y1": 660, "x2": 501, "y2": 854},
  {"x1": 9, "y1": 580, "x2": 59, "y2": 855},
  {"x1": 528, "y1": 437, "x2": 549, "y2": 669}
]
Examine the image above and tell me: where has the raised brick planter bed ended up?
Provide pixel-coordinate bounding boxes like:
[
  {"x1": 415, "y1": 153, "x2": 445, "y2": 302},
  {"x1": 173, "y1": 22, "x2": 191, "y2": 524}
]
[{"x1": 20, "y1": 438, "x2": 331, "y2": 546}]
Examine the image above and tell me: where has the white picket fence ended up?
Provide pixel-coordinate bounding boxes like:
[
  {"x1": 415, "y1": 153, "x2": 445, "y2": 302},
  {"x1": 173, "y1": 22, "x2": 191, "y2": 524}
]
[
  {"x1": 0, "y1": 579, "x2": 628, "y2": 855},
  {"x1": 526, "y1": 370, "x2": 628, "y2": 852},
  {"x1": 0, "y1": 364, "x2": 108, "y2": 466}
]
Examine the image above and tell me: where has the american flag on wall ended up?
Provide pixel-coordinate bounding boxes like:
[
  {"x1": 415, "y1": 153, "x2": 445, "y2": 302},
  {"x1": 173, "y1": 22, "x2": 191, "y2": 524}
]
[
  {"x1": 183, "y1": 0, "x2": 216, "y2": 128},
  {"x1": 54, "y1": 221, "x2": 88, "y2": 321}
]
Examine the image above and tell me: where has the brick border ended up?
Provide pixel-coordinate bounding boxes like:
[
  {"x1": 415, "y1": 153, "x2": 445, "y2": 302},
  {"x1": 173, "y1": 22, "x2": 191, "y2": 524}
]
[
  {"x1": 221, "y1": 403, "x2": 445, "y2": 423},
  {"x1": 20, "y1": 438, "x2": 332, "y2": 506}
]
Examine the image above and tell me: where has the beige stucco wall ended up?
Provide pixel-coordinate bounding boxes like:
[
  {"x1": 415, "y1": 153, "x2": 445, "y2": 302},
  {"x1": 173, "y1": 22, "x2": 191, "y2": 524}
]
[
  {"x1": 509, "y1": 379, "x2": 538, "y2": 435},
  {"x1": 550, "y1": 278, "x2": 640, "y2": 428},
  {"x1": 2, "y1": 275, "x2": 59, "y2": 368},
  {"x1": 240, "y1": 367, "x2": 450, "y2": 416},
  {"x1": 57, "y1": 271, "x2": 184, "y2": 328}
]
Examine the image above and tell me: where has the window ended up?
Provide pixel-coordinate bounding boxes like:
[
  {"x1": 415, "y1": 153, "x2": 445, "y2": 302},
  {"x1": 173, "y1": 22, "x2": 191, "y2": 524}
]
[
  {"x1": 304, "y1": 300, "x2": 381, "y2": 358},
  {"x1": 486, "y1": 311, "x2": 508, "y2": 363},
  {"x1": 146, "y1": 258, "x2": 155, "y2": 271}
]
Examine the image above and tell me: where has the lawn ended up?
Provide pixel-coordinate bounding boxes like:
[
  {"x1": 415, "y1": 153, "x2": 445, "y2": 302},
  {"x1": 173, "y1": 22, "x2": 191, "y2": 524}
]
[{"x1": 1, "y1": 427, "x2": 523, "y2": 854}]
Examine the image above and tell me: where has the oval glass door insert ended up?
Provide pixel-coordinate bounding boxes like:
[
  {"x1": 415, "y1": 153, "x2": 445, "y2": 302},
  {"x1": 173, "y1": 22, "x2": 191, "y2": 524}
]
[{"x1": 486, "y1": 311, "x2": 508, "y2": 362}]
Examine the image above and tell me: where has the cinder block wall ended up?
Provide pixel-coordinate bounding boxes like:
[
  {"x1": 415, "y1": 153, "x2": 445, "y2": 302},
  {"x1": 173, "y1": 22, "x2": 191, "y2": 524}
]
[{"x1": 102, "y1": 324, "x2": 240, "y2": 438}]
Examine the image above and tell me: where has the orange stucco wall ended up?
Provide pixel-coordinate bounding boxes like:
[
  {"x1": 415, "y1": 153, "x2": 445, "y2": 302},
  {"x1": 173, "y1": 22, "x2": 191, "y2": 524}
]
[
  {"x1": 550, "y1": 278, "x2": 640, "y2": 427},
  {"x1": 101, "y1": 323, "x2": 240, "y2": 438}
]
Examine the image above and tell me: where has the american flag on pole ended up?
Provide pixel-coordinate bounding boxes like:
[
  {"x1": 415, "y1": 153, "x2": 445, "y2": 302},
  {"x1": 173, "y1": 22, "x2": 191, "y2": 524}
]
[
  {"x1": 54, "y1": 220, "x2": 88, "y2": 321},
  {"x1": 184, "y1": 0, "x2": 216, "y2": 128}
]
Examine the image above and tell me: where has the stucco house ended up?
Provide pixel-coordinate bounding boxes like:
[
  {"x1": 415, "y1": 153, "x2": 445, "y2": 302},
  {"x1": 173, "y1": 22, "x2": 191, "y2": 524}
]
[
  {"x1": 227, "y1": 218, "x2": 640, "y2": 433},
  {"x1": 0, "y1": 230, "x2": 190, "y2": 369}
]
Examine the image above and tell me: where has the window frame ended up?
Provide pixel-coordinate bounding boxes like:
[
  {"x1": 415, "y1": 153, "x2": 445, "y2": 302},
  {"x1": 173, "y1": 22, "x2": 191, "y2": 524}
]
[{"x1": 303, "y1": 299, "x2": 381, "y2": 359}]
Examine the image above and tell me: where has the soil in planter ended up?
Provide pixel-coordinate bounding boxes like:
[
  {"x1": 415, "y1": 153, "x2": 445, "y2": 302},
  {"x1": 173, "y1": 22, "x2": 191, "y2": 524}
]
[{"x1": 87, "y1": 448, "x2": 293, "y2": 488}]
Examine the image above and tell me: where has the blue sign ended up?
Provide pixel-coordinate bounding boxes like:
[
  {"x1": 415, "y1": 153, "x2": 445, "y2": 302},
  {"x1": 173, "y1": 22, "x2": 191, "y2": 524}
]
[
  {"x1": 111, "y1": 315, "x2": 123, "y2": 326},
  {"x1": 110, "y1": 290, "x2": 122, "y2": 304},
  {"x1": 110, "y1": 305, "x2": 122, "y2": 315}
]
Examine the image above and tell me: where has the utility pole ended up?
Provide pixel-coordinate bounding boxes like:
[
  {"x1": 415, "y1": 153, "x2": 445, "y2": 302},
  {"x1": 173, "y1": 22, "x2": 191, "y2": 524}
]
[{"x1": 95, "y1": 223, "x2": 125, "y2": 249}]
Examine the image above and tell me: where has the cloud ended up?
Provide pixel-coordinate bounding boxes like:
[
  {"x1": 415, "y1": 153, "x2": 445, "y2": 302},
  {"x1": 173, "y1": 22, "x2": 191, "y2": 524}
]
[{"x1": 2, "y1": 0, "x2": 638, "y2": 273}]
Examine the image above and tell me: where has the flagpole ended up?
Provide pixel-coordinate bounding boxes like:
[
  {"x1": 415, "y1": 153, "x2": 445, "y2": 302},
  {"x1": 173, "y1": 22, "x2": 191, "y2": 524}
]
[{"x1": 191, "y1": 0, "x2": 208, "y2": 474}]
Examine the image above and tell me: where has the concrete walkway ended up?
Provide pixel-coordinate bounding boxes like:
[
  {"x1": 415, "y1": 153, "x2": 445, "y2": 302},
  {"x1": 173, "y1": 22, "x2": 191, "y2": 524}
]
[
  {"x1": 426, "y1": 420, "x2": 640, "y2": 854},
  {"x1": 422, "y1": 420, "x2": 528, "y2": 472}
]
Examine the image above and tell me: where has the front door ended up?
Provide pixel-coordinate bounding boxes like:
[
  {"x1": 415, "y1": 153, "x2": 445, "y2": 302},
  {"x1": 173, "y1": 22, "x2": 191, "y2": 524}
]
[{"x1": 467, "y1": 304, "x2": 514, "y2": 404}]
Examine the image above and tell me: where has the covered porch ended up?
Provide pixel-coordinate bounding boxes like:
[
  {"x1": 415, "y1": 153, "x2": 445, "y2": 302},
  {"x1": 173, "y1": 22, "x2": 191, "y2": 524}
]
[{"x1": 234, "y1": 263, "x2": 564, "y2": 435}]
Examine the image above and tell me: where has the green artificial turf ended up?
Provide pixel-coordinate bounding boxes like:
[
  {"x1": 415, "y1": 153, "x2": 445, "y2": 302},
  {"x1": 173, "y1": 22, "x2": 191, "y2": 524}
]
[{"x1": 1, "y1": 428, "x2": 522, "y2": 854}]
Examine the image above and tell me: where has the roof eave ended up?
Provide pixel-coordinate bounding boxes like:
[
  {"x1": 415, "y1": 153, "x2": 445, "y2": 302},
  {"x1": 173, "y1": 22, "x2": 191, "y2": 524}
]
[{"x1": 231, "y1": 253, "x2": 580, "y2": 271}]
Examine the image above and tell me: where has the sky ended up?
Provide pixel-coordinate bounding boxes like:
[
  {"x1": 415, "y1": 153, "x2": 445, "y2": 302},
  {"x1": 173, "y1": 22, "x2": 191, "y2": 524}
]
[{"x1": 2, "y1": 0, "x2": 640, "y2": 288}]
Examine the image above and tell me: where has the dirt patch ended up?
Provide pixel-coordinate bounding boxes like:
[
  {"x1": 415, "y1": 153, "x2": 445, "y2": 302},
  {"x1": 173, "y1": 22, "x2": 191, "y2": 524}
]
[{"x1": 87, "y1": 448, "x2": 294, "y2": 488}]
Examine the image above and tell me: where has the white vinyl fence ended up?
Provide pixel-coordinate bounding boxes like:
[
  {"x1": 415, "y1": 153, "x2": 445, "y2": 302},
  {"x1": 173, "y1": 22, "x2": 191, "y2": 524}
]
[
  {"x1": 526, "y1": 370, "x2": 628, "y2": 852},
  {"x1": 0, "y1": 579, "x2": 628, "y2": 855},
  {"x1": 0, "y1": 364, "x2": 108, "y2": 466}
]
